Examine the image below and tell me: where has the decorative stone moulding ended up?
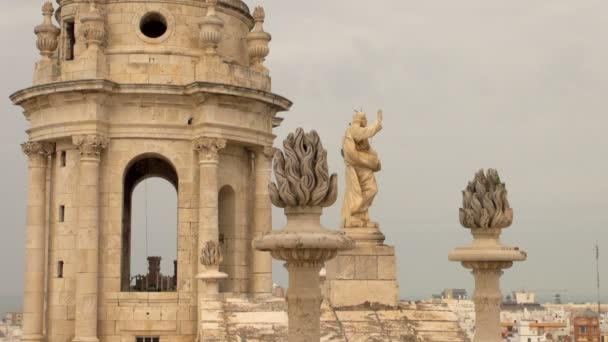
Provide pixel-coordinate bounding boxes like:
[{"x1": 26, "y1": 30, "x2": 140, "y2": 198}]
[
  {"x1": 80, "y1": 1, "x2": 106, "y2": 50},
  {"x1": 200, "y1": 0, "x2": 225, "y2": 55},
  {"x1": 35, "y1": 2, "x2": 60, "y2": 60},
  {"x1": 449, "y1": 169, "x2": 527, "y2": 342},
  {"x1": 72, "y1": 134, "x2": 109, "y2": 158},
  {"x1": 247, "y1": 6, "x2": 271, "y2": 74},
  {"x1": 193, "y1": 137, "x2": 227, "y2": 163},
  {"x1": 254, "y1": 128, "x2": 354, "y2": 342},
  {"x1": 21, "y1": 141, "x2": 55, "y2": 158}
]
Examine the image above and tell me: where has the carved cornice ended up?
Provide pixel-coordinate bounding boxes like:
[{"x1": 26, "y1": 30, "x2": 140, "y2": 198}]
[
  {"x1": 72, "y1": 134, "x2": 109, "y2": 159},
  {"x1": 10, "y1": 80, "x2": 293, "y2": 112},
  {"x1": 21, "y1": 141, "x2": 55, "y2": 162},
  {"x1": 194, "y1": 137, "x2": 227, "y2": 163}
]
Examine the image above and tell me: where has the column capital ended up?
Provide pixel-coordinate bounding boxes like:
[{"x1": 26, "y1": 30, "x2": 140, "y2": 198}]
[
  {"x1": 72, "y1": 134, "x2": 109, "y2": 159},
  {"x1": 247, "y1": 145, "x2": 276, "y2": 162},
  {"x1": 194, "y1": 137, "x2": 227, "y2": 164},
  {"x1": 21, "y1": 141, "x2": 55, "y2": 165}
]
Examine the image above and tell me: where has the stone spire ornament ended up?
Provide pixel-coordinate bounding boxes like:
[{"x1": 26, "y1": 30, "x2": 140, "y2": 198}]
[
  {"x1": 199, "y1": 0, "x2": 224, "y2": 55},
  {"x1": 254, "y1": 128, "x2": 354, "y2": 342},
  {"x1": 34, "y1": 2, "x2": 60, "y2": 60},
  {"x1": 449, "y1": 169, "x2": 527, "y2": 342},
  {"x1": 80, "y1": 0, "x2": 106, "y2": 50},
  {"x1": 247, "y1": 6, "x2": 272, "y2": 74}
]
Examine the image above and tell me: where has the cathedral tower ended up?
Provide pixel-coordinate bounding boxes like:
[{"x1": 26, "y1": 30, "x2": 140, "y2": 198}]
[{"x1": 11, "y1": 1, "x2": 291, "y2": 342}]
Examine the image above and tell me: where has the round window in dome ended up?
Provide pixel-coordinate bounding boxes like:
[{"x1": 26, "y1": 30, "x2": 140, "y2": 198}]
[{"x1": 140, "y1": 12, "x2": 167, "y2": 39}]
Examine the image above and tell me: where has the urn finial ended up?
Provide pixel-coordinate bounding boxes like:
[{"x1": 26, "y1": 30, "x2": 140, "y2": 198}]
[
  {"x1": 35, "y1": 2, "x2": 60, "y2": 60},
  {"x1": 199, "y1": 0, "x2": 225, "y2": 55},
  {"x1": 81, "y1": 0, "x2": 107, "y2": 50},
  {"x1": 247, "y1": 6, "x2": 272, "y2": 74}
]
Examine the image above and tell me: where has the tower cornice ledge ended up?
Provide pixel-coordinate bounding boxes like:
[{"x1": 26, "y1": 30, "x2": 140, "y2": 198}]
[{"x1": 10, "y1": 79, "x2": 293, "y2": 112}]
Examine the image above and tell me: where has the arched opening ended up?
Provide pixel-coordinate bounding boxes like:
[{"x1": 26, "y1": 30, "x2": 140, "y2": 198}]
[
  {"x1": 218, "y1": 185, "x2": 236, "y2": 293},
  {"x1": 121, "y1": 156, "x2": 178, "y2": 292}
]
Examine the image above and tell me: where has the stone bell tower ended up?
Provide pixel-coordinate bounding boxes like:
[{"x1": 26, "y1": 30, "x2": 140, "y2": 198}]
[{"x1": 11, "y1": 1, "x2": 291, "y2": 342}]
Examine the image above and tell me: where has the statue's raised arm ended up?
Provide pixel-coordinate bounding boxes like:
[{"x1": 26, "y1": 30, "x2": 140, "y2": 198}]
[{"x1": 341, "y1": 110, "x2": 383, "y2": 229}]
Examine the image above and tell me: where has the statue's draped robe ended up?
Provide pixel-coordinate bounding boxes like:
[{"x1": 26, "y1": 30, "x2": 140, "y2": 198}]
[{"x1": 341, "y1": 120, "x2": 382, "y2": 227}]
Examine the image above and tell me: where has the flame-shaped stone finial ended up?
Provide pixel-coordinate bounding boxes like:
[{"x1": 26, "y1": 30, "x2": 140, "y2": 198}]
[
  {"x1": 269, "y1": 128, "x2": 338, "y2": 208},
  {"x1": 459, "y1": 169, "x2": 513, "y2": 230}
]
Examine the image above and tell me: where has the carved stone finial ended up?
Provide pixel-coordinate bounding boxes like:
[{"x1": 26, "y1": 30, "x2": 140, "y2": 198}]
[
  {"x1": 200, "y1": 240, "x2": 224, "y2": 267},
  {"x1": 247, "y1": 6, "x2": 272, "y2": 74},
  {"x1": 81, "y1": 0, "x2": 106, "y2": 50},
  {"x1": 35, "y1": 2, "x2": 60, "y2": 60},
  {"x1": 459, "y1": 169, "x2": 513, "y2": 230},
  {"x1": 199, "y1": 0, "x2": 224, "y2": 55},
  {"x1": 269, "y1": 128, "x2": 338, "y2": 208},
  {"x1": 194, "y1": 137, "x2": 227, "y2": 163},
  {"x1": 72, "y1": 135, "x2": 109, "y2": 159}
]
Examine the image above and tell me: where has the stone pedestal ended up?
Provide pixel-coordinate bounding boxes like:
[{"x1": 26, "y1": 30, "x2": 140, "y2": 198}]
[
  {"x1": 325, "y1": 243, "x2": 399, "y2": 308},
  {"x1": 196, "y1": 270, "x2": 228, "y2": 342}
]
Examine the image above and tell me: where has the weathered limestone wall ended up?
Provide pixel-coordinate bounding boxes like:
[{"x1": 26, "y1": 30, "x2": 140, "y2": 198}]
[
  {"x1": 47, "y1": 141, "x2": 79, "y2": 342},
  {"x1": 54, "y1": 1, "x2": 262, "y2": 87}
]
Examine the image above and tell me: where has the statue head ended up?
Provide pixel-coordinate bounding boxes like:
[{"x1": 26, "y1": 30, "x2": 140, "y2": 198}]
[{"x1": 352, "y1": 111, "x2": 367, "y2": 127}]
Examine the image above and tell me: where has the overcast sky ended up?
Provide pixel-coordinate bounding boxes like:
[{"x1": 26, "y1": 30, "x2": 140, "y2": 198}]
[{"x1": 1, "y1": 1, "x2": 607, "y2": 310}]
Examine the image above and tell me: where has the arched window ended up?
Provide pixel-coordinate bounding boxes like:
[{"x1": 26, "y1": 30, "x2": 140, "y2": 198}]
[
  {"x1": 218, "y1": 185, "x2": 236, "y2": 293},
  {"x1": 121, "y1": 157, "x2": 178, "y2": 292}
]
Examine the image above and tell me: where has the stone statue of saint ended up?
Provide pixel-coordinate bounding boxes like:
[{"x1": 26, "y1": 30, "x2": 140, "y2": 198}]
[{"x1": 341, "y1": 110, "x2": 383, "y2": 228}]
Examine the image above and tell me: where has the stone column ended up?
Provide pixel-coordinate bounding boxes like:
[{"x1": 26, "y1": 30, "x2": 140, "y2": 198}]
[
  {"x1": 72, "y1": 135, "x2": 108, "y2": 342},
  {"x1": 467, "y1": 263, "x2": 507, "y2": 342},
  {"x1": 194, "y1": 138, "x2": 227, "y2": 290},
  {"x1": 21, "y1": 141, "x2": 54, "y2": 342},
  {"x1": 249, "y1": 146, "x2": 274, "y2": 296},
  {"x1": 283, "y1": 248, "x2": 325, "y2": 341}
]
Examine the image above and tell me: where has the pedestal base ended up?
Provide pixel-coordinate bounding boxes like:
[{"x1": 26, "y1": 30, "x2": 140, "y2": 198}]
[
  {"x1": 341, "y1": 227, "x2": 385, "y2": 246},
  {"x1": 325, "y1": 244, "x2": 399, "y2": 308}
]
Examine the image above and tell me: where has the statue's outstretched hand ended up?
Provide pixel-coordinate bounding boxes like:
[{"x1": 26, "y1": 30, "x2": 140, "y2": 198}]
[{"x1": 377, "y1": 110, "x2": 383, "y2": 124}]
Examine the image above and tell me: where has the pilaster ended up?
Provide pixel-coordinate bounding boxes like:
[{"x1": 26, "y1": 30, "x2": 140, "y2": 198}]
[
  {"x1": 21, "y1": 141, "x2": 55, "y2": 342},
  {"x1": 249, "y1": 146, "x2": 274, "y2": 296},
  {"x1": 71, "y1": 134, "x2": 108, "y2": 342}
]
